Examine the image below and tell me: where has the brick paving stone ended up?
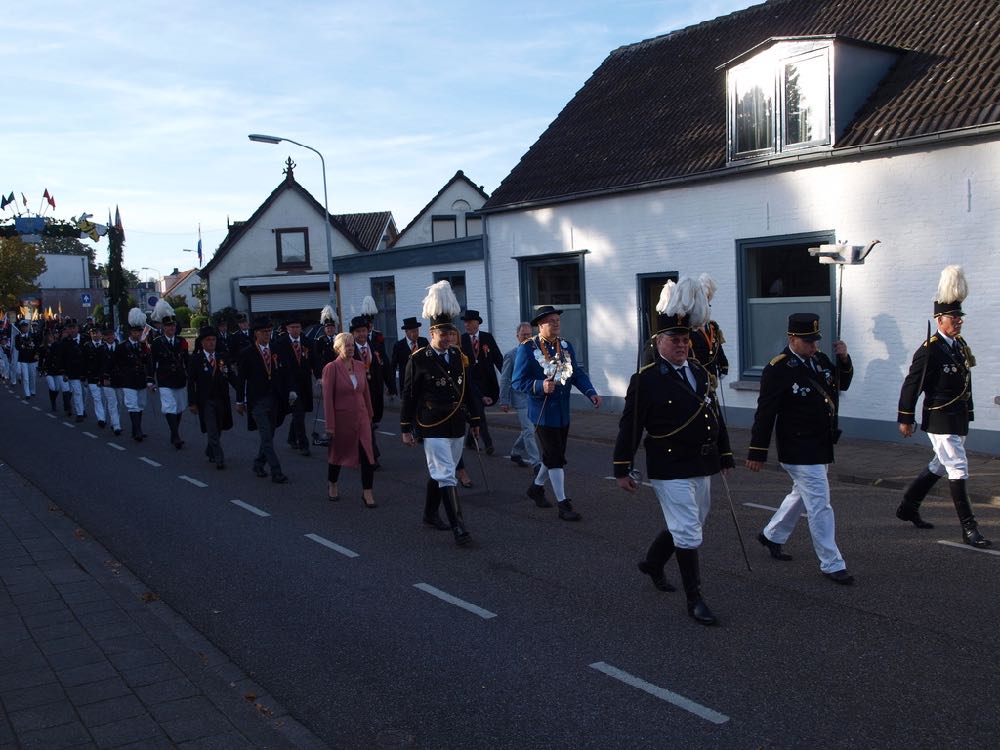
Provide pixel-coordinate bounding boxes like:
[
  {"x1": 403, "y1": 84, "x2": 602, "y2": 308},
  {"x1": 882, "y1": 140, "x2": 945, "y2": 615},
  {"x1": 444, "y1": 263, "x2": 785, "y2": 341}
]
[
  {"x1": 120, "y1": 661, "x2": 185, "y2": 689},
  {"x1": 0, "y1": 668, "x2": 59, "y2": 694},
  {"x1": 148, "y1": 696, "x2": 219, "y2": 723},
  {"x1": 76, "y1": 608, "x2": 132, "y2": 629},
  {"x1": 42, "y1": 568, "x2": 92, "y2": 585},
  {"x1": 76, "y1": 695, "x2": 146, "y2": 729},
  {"x1": 108, "y1": 648, "x2": 169, "y2": 672},
  {"x1": 45, "y1": 646, "x2": 108, "y2": 672},
  {"x1": 67, "y1": 598, "x2": 120, "y2": 616},
  {"x1": 112, "y1": 736, "x2": 177, "y2": 750},
  {"x1": 17, "y1": 720, "x2": 92, "y2": 750},
  {"x1": 89, "y1": 713, "x2": 164, "y2": 748},
  {"x1": 8, "y1": 701, "x2": 78, "y2": 733},
  {"x1": 0, "y1": 681, "x2": 67, "y2": 712},
  {"x1": 178, "y1": 731, "x2": 254, "y2": 749},
  {"x1": 0, "y1": 646, "x2": 47, "y2": 675},
  {"x1": 11, "y1": 588, "x2": 60, "y2": 606},
  {"x1": 96, "y1": 634, "x2": 155, "y2": 656},
  {"x1": 64, "y1": 677, "x2": 133, "y2": 707},
  {"x1": 160, "y1": 712, "x2": 234, "y2": 745},
  {"x1": 33, "y1": 621, "x2": 87, "y2": 643},
  {"x1": 133, "y1": 677, "x2": 201, "y2": 706},
  {"x1": 59, "y1": 587, "x2": 111, "y2": 606},
  {"x1": 57, "y1": 661, "x2": 118, "y2": 688},
  {"x1": 89, "y1": 620, "x2": 143, "y2": 640},
  {"x1": 22, "y1": 607, "x2": 76, "y2": 629},
  {"x1": 39, "y1": 634, "x2": 97, "y2": 656},
  {"x1": 16, "y1": 598, "x2": 67, "y2": 617}
]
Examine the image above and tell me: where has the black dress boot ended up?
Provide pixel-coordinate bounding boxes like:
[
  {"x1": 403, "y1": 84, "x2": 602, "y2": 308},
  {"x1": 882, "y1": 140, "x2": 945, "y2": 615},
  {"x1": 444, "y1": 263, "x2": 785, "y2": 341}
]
[
  {"x1": 675, "y1": 548, "x2": 718, "y2": 626},
  {"x1": 165, "y1": 414, "x2": 183, "y2": 448},
  {"x1": 129, "y1": 412, "x2": 143, "y2": 442},
  {"x1": 423, "y1": 479, "x2": 449, "y2": 530},
  {"x1": 440, "y1": 486, "x2": 471, "y2": 546},
  {"x1": 62, "y1": 392, "x2": 72, "y2": 415},
  {"x1": 897, "y1": 468, "x2": 940, "y2": 529},
  {"x1": 48, "y1": 390, "x2": 58, "y2": 411},
  {"x1": 950, "y1": 479, "x2": 992, "y2": 548},
  {"x1": 637, "y1": 530, "x2": 677, "y2": 592}
]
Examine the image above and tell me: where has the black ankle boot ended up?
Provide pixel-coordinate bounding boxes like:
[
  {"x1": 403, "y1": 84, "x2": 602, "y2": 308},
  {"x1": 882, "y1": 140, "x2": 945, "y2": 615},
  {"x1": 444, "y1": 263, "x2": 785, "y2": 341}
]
[
  {"x1": 638, "y1": 530, "x2": 676, "y2": 592},
  {"x1": 423, "y1": 479, "x2": 448, "y2": 530},
  {"x1": 897, "y1": 469, "x2": 940, "y2": 529},
  {"x1": 62, "y1": 392, "x2": 72, "y2": 415},
  {"x1": 129, "y1": 412, "x2": 143, "y2": 441},
  {"x1": 49, "y1": 390, "x2": 58, "y2": 411},
  {"x1": 440, "y1": 486, "x2": 470, "y2": 546},
  {"x1": 950, "y1": 479, "x2": 992, "y2": 548},
  {"x1": 675, "y1": 548, "x2": 717, "y2": 625}
]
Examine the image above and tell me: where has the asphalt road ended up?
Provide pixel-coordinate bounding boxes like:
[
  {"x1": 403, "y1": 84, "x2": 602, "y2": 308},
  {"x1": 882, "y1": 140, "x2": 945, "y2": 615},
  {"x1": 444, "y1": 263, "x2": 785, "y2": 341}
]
[{"x1": 2, "y1": 387, "x2": 998, "y2": 749}]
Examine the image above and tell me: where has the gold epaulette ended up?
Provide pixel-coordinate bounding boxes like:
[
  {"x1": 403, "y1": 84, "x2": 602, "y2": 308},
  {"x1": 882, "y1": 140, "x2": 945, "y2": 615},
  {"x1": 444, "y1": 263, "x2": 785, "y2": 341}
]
[
  {"x1": 769, "y1": 353, "x2": 787, "y2": 366},
  {"x1": 924, "y1": 335, "x2": 939, "y2": 347}
]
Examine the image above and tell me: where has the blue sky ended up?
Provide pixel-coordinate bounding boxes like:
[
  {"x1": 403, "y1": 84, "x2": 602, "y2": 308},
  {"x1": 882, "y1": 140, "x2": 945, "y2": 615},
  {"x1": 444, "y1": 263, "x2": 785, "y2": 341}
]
[{"x1": 3, "y1": 0, "x2": 759, "y2": 280}]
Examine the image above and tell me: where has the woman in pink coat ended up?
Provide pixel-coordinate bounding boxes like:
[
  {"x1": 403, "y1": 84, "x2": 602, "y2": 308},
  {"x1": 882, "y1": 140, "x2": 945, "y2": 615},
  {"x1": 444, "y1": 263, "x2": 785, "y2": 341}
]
[{"x1": 322, "y1": 332, "x2": 377, "y2": 507}]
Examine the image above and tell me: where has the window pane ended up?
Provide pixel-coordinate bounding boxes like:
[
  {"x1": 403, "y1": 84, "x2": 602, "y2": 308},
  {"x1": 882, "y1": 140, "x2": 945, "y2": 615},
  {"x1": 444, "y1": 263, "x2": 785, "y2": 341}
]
[
  {"x1": 432, "y1": 271, "x2": 466, "y2": 327},
  {"x1": 432, "y1": 218, "x2": 456, "y2": 242},
  {"x1": 370, "y1": 277, "x2": 397, "y2": 350},
  {"x1": 734, "y1": 67, "x2": 773, "y2": 154},
  {"x1": 784, "y1": 55, "x2": 829, "y2": 146},
  {"x1": 532, "y1": 264, "x2": 580, "y2": 306},
  {"x1": 747, "y1": 243, "x2": 830, "y2": 298},
  {"x1": 279, "y1": 231, "x2": 306, "y2": 264},
  {"x1": 465, "y1": 215, "x2": 482, "y2": 236}
]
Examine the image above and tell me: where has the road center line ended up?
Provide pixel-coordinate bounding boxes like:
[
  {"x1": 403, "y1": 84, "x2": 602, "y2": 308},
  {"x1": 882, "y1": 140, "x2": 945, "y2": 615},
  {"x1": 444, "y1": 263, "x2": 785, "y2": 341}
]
[
  {"x1": 588, "y1": 661, "x2": 730, "y2": 725},
  {"x1": 31, "y1": 406, "x2": 41, "y2": 411},
  {"x1": 179, "y1": 475, "x2": 208, "y2": 488},
  {"x1": 62, "y1": 421, "x2": 75, "y2": 428},
  {"x1": 377, "y1": 430, "x2": 395, "y2": 436},
  {"x1": 231, "y1": 499, "x2": 270, "y2": 517},
  {"x1": 413, "y1": 582, "x2": 497, "y2": 620},
  {"x1": 138, "y1": 457, "x2": 161, "y2": 467},
  {"x1": 82, "y1": 432, "x2": 98, "y2": 439},
  {"x1": 304, "y1": 533, "x2": 359, "y2": 558},
  {"x1": 936, "y1": 540, "x2": 1000, "y2": 557},
  {"x1": 742, "y1": 502, "x2": 779, "y2": 512},
  {"x1": 107, "y1": 442, "x2": 126, "y2": 451},
  {"x1": 46, "y1": 413, "x2": 57, "y2": 419}
]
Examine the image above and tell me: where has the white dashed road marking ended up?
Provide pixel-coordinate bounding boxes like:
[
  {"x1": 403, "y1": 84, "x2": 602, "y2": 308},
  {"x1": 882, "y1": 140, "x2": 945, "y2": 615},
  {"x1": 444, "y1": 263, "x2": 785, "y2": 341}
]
[
  {"x1": 588, "y1": 661, "x2": 730, "y2": 725},
  {"x1": 231, "y1": 499, "x2": 270, "y2": 517},
  {"x1": 179, "y1": 475, "x2": 208, "y2": 488},
  {"x1": 936, "y1": 540, "x2": 1000, "y2": 557},
  {"x1": 742, "y1": 502, "x2": 779, "y2": 512},
  {"x1": 413, "y1": 583, "x2": 497, "y2": 620},
  {"x1": 107, "y1": 443, "x2": 126, "y2": 451},
  {"x1": 62, "y1": 421, "x2": 75, "y2": 428},
  {"x1": 82, "y1": 432, "x2": 98, "y2": 439},
  {"x1": 305, "y1": 533, "x2": 359, "y2": 558},
  {"x1": 31, "y1": 406, "x2": 41, "y2": 411},
  {"x1": 46, "y1": 413, "x2": 57, "y2": 419},
  {"x1": 139, "y1": 457, "x2": 161, "y2": 467},
  {"x1": 377, "y1": 430, "x2": 395, "y2": 436}
]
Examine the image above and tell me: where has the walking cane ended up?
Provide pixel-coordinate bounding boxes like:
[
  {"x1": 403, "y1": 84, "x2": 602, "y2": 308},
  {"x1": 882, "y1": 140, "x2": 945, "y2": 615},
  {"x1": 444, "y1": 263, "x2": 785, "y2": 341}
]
[
  {"x1": 471, "y1": 433, "x2": 492, "y2": 495},
  {"x1": 719, "y1": 470, "x2": 753, "y2": 572}
]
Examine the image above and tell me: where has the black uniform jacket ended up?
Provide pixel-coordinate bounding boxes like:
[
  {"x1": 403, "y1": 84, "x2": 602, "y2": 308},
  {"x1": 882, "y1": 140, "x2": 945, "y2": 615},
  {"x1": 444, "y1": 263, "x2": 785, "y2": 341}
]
[
  {"x1": 114, "y1": 339, "x2": 154, "y2": 390},
  {"x1": 689, "y1": 321, "x2": 729, "y2": 381},
  {"x1": 214, "y1": 331, "x2": 232, "y2": 356},
  {"x1": 273, "y1": 334, "x2": 314, "y2": 412},
  {"x1": 613, "y1": 357, "x2": 734, "y2": 480},
  {"x1": 353, "y1": 340, "x2": 392, "y2": 424},
  {"x1": 390, "y1": 336, "x2": 428, "y2": 395},
  {"x1": 401, "y1": 346, "x2": 482, "y2": 439},
  {"x1": 187, "y1": 351, "x2": 236, "y2": 433},
  {"x1": 230, "y1": 329, "x2": 253, "y2": 363},
  {"x1": 150, "y1": 335, "x2": 189, "y2": 389},
  {"x1": 236, "y1": 344, "x2": 289, "y2": 432},
  {"x1": 99, "y1": 342, "x2": 123, "y2": 388},
  {"x1": 748, "y1": 348, "x2": 853, "y2": 465},
  {"x1": 897, "y1": 333, "x2": 974, "y2": 436},
  {"x1": 311, "y1": 334, "x2": 337, "y2": 379},
  {"x1": 58, "y1": 335, "x2": 87, "y2": 379},
  {"x1": 82, "y1": 339, "x2": 105, "y2": 382},
  {"x1": 460, "y1": 330, "x2": 503, "y2": 403},
  {"x1": 14, "y1": 333, "x2": 40, "y2": 364}
]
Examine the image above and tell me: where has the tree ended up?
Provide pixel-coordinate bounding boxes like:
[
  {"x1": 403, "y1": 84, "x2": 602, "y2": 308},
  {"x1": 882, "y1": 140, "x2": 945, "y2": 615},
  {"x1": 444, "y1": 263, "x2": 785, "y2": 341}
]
[
  {"x1": 164, "y1": 294, "x2": 188, "y2": 309},
  {"x1": 0, "y1": 236, "x2": 47, "y2": 308}
]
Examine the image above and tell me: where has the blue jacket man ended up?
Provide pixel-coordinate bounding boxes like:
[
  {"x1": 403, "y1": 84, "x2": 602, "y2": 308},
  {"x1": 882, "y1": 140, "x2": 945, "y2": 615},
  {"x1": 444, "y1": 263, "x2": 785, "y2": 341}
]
[{"x1": 512, "y1": 305, "x2": 601, "y2": 520}]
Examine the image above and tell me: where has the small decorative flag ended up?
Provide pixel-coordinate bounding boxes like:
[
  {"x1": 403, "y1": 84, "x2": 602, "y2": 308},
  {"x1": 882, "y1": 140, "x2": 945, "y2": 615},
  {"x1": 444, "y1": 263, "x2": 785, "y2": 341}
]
[
  {"x1": 114, "y1": 205, "x2": 124, "y2": 242},
  {"x1": 43, "y1": 188, "x2": 56, "y2": 208},
  {"x1": 1, "y1": 192, "x2": 13, "y2": 210},
  {"x1": 197, "y1": 224, "x2": 202, "y2": 266}
]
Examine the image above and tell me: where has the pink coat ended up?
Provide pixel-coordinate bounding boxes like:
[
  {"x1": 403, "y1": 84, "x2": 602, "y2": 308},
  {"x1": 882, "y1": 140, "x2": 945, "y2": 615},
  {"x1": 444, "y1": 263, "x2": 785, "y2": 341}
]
[{"x1": 322, "y1": 357, "x2": 375, "y2": 467}]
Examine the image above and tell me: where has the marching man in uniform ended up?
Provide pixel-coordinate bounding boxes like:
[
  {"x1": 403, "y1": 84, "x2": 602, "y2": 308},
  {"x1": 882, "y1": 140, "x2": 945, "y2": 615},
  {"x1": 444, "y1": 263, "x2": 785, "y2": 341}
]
[
  {"x1": 188, "y1": 326, "x2": 236, "y2": 470},
  {"x1": 896, "y1": 266, "x2": 990, "y2": 547},
  {"x1": 149, "y1": 301, "x2": 190, "y2": 449},
  {"x1": 746, "y1": 312, "x2": 856, "y2": 585},
  {"x1": 400, "y1": 281, "x2": 481, "y2": 546},
  {"x1": 613, "y1": 278, "x2": 733, "y2": 626},
  {"x1": 14, "y1": 319, "x2": 39, "y2": 401},
  {"x1": 116, "y1": 309, "x2": 154, "y2": 442}
]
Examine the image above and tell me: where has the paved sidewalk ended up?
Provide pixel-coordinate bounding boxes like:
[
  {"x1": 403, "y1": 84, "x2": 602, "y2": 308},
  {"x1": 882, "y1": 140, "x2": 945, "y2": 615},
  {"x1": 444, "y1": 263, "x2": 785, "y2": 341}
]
[{"x1": 0, "y1": 461, "x2": 329, "y2": 750}]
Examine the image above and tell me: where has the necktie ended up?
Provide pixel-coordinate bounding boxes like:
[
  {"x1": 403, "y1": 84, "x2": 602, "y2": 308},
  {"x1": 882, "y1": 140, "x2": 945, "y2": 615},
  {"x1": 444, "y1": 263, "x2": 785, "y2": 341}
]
[
  {"x1": 807, "y1": 357, "x2": 818, "y2": 374},
  {"x1": 362, "y1": 346, "x2": 370, "y2": 365},
  {"x1": 678, "y1": 364, "x2": 693, "y2": 389},
  {"x1": 208, "y1": 353, "x2": 215, "y2": 367},
  {"x1": 293, "y1": 340, "x2": 301, "y2": 359},
  {"x1": 410, "y1": 339, "x2": 416, "y2": 352},
  {"x1": 473, "y1": 336, "x2": 480, "y2": 357}
]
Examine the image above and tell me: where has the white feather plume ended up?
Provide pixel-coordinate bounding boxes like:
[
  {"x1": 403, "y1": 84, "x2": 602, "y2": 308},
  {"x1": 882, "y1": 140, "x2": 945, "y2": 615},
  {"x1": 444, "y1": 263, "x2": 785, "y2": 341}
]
[
  {"x1": 655, "y1": 280, "x2": 676, "y2": 314},
  {"x1": 361, "y1": 295, "x2": 378, "y2": 316},
  {"x1": 421, "y1": 280, "x2": 460, "y2": 320},
  {"x1": 320, "y1": 305, "x2": 337, "y2": 325},
  {"x1": 128, "y1": 308, "x2": 146, "y2": 327},
  {"x1": 151, "y1": 299, "x2": 174, "y2": 323},
  {"x1": 699, "y1": 273, "x2": 717, "y2": 302},
  {"x1": 936, "y1": 265, "x2": 968, "y2": 304},
  {"x1": 657, "y1": 277, "x2": 710, "y2": 329}
]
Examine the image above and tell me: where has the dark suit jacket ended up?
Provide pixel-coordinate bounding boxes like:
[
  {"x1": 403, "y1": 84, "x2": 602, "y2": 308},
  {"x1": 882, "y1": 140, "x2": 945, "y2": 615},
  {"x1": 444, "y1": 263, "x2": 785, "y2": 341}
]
[
  {"x1": 353, "y1": 340, "x2": 391, "y2": 423},
  {"x1": 187, "y1": 351, "x2": 236, "y2": 433},
  {"x1": 898, "y1": 334, "x2": 974, "y2": 436},
  {"x1": 273, "y1": 334, "x2": 314, "y2": 412},
  {"x1": 461, "y1": 330, "x2": 503, "y2": 402},
  {"x1": 312, "y1": 334, "x2": 337, "y2": 378},
  {"x1": 58, "y1": 335, "x2": 87, "y2": 379},
  {"x1": 114, "y1": 339, "x2": 153, "y2": 390},
  {"x1": 150, "y1": 335, "x2": 190, "y2": 389},
  {"x1": 236, "y1": 344, "x2": 289, "y2": 431},
  {"x1": 390, "y1": 336, "x2": 428, "y2": 395}
]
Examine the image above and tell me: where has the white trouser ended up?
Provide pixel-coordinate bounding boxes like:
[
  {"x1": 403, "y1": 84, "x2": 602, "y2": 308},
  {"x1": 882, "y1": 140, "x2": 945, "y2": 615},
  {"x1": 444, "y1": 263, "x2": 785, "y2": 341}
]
[
  {"x1": 60, "y1": 377, "x2": 70, "y2": 393},
  {"x1": 0, "y1": 351, "x2": 8, "y2": 380},
  {"x1": 927, "y1": 433, "x2": 968, "y2": 480},
  {"x1": 121, "y1": 387, "x2": 147, "y2": 413},
  {"x1": 101, "y1": 386, "x2": 121, "y2": 430},
  {"x1": 764, "y1": 463, "x2": 846, "y2": 574},
  {"x1": 45, "y1": 374, "x2": 59, "y2": 392},
  {"x1": 68, "y1": 379, "x2": 84, "y2": 415},
  {"x1": 423, "y1": 436, "x2": 464, "y2": 488},
  {"x1": 87, "y1": 383, "x2": 108, "y2": 423},
  {"x1": 159, "y1": 386, "x2": 188, "y2": 414},
  {"x1": 19, "y1": 362, "x2": 37, "y2": 396},
  {"x1": 650, "y1": 476, "x2": 712, "y2": 549}
]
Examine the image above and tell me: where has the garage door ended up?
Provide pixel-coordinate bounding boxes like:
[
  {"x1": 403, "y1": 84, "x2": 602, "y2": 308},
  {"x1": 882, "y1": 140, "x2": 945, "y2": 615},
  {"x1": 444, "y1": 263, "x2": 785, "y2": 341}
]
[{"x1": 249, "y1": 289, "x2": 332, "y2": 313}]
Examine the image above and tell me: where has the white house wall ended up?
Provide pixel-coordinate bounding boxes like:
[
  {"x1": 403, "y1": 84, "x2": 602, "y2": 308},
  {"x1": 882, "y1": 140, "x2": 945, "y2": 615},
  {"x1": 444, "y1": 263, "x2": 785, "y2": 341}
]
[
  {"x1": 485, "y1": 140, "x2": 1000, "y2": 445},
  {"x1": 395, "y1": 181, "x2": 487, "y2": 247},
  {"x1": 206, "y1": 189, "x2": 359, "y2": 312}
]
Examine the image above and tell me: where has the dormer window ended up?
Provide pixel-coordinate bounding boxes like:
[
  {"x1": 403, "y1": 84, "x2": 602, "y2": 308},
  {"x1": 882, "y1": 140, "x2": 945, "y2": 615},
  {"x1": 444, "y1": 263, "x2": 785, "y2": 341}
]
[{"x1": 725, "y1": 37, "x2": 900, "y2": 163}]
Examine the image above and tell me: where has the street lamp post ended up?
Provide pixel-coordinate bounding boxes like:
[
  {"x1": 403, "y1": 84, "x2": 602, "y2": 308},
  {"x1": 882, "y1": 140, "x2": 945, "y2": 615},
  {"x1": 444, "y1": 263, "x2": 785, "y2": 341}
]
[{"x1": 248, "y1": 133, "x2": 337, "y2": 318}]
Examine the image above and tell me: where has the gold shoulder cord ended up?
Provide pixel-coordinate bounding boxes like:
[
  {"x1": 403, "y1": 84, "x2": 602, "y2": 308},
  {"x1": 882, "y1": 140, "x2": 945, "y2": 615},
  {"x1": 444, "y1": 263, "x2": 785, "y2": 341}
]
[
  {"x1": 646, "y1": 401, "x2": 707, "y2": 439},
  {"x1": 417, "y1": 362, "x2": 468, "y2": 428},
  {"x1": 928, "y1": 338, "x2": 973, "y2": 411}
]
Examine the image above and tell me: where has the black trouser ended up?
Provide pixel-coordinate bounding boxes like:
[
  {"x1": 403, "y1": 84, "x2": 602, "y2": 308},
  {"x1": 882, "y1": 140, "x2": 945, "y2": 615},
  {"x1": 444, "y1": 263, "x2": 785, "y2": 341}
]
[
  {"x1": 203, "y1": 401, "x2": 224, "y2": 464},
  {"x1": 287, "y1": 399, "x2": 307, "y2": 447},
  {"x1": 251, "y1": 397, "x2": 281, "y2": 472},
  {"x1": 327, "y1": 443, "x2": 375, "y2": 489},
  {"x1": 535, "y1": 425, "x2": 570, "y2": 468}
]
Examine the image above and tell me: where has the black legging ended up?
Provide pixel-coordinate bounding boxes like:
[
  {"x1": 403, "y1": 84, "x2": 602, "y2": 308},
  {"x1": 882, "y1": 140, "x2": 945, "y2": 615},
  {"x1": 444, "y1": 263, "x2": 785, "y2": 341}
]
[{"x1": 327, "y1": 443, "x2": 375, "y2": 489}]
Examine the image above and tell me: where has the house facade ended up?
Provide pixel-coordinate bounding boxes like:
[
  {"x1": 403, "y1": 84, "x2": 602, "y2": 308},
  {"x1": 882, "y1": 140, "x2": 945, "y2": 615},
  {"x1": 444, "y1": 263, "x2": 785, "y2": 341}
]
[{"x1": 480, "y1": 0, "x2": 1000, "y2": 451}]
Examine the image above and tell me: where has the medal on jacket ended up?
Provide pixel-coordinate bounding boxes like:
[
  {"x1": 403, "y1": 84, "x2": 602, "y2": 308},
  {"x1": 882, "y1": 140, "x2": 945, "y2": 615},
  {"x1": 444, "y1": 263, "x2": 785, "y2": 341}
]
[{"x1": 259, "y1": 346, "x2": 272, "y2": 380}]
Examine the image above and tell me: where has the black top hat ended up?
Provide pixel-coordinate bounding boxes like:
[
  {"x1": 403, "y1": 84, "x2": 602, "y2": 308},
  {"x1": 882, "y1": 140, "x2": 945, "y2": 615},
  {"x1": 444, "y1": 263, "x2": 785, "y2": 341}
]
[
  {"x1": 530, "y1": 306, "x2": 563, "y2": 327},
  {"x1": 100, "y1": 324, "x2": 114, "y2": 334},
  {"x1": 787, "y1": 312, "x2": 822, "y2": 341},
  {"x1": 251, "y1": 316, "x2": 272, "y2": 332},
  {"x1": 198, "y1": 325, "x2": 218, "y2": 340},
  {"x1": 64, "y1": 318, "x2": 79, "y2": 327},
  {"x1": 654, "y1": 313, "x2": 690, "y2": 336},
  {"x1": 349, "y1": 316, "x2": 370, "y2": 332},
  {"x1": 236, "y1": 313, "x2": 248, "y2": 322},
  {"x1": 160, "y1": 316, "x2": 177, "y2": 326},
  {"x1": 400, "y1": 317, "x2": 422, "y2": 330},
  {"x1": 460, "y1": 309, "x2": 483, "y2": 323}
]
